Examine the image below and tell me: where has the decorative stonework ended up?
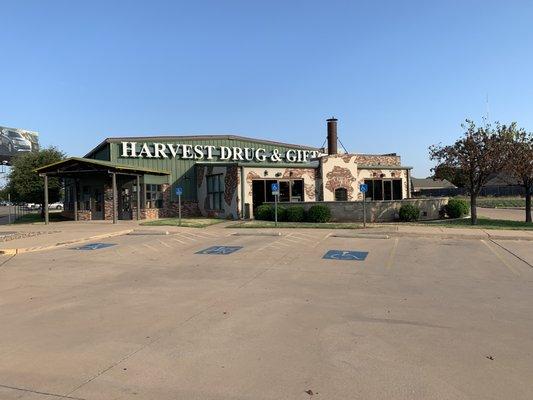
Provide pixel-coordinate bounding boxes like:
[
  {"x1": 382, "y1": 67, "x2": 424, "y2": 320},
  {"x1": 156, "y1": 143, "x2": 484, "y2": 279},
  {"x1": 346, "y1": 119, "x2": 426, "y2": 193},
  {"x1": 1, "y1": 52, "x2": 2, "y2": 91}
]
[
  {"x1": 246, "y1": 171, "x2": 261, "y2": 197},
  {"x1": 224, "y1": 165, "x2": 239, "y2": 206},
  {"x1": 325, "y1": 166, "x2": 356, "y2": 199},
  {"x1": 353, "y1": 154, "x2": 401, "y2": 166},
  {"x1": 196, "y1": 165, "x2": 205, "y2": 188}
]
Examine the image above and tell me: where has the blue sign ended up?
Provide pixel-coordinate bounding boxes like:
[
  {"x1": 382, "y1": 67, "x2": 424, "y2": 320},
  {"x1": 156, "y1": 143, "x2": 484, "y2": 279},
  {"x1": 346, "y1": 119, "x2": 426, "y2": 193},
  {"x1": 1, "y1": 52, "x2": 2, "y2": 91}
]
[
  {"x1": 323, "y1": 250, "x2": 369, "y2": 261},
  {"x1": 196, "y1": 246, "x2": 243, "y2": 255},
  {"x1": 271, "y1": 182, "x2": 279, "y2": 194},
  {"x1": 359, "y1": 183, "x2": 368, "y2": 193},
  {"x1": 72, "y1": 243, "x2": 116, "y2": 251},
  {"x1": 175, "y1": 186, "x2": 183, "y2": 196}
]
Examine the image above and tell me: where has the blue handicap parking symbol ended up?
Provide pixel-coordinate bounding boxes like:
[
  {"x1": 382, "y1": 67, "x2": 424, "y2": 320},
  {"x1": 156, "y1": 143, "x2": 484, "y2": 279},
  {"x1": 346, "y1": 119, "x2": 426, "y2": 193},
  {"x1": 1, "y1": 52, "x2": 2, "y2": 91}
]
[
  {"x1": 73, "y1": 243, "x2": 116, "y2": 251},
  {"x1": 359, "y1": 183, "x2": 368, "y2": 193},
  {"x1": 271, "y1": 182, "x2": 279, "y2": 194},
  {"x1": 196, "y1": 246, "x2": 243, "y2": 255},
  {"x1": 323, "y1": 250, "x2": 369, "y2": 261},
  {"x1": 175, "y1": 186, "x2": 183, "y2": 196}
]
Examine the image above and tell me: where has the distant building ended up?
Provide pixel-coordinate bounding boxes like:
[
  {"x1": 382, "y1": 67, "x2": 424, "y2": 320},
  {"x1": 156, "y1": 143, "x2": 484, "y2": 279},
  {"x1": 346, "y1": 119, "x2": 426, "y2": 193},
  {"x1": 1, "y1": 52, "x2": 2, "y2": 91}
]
[{"x1": 411, "y1": 178, "x2": 456, "y2": 196}]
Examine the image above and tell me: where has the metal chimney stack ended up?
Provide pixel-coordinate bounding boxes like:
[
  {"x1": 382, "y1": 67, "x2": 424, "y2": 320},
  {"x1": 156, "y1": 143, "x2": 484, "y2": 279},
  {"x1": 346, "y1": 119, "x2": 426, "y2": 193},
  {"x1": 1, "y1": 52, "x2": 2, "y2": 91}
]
[{"x1": 327, "y1": 117, "x2": 338, "y2": 155}]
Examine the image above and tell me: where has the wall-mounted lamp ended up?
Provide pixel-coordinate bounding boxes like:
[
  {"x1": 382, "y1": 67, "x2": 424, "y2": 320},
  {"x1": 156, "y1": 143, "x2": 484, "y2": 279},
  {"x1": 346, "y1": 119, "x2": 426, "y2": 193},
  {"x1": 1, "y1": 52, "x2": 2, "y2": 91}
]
[
  {"x1": 263, "y1": 170, "x2": 268, "y2": 176},
  {"x1": 380, "y1": 173, "x2": 385, "y2": 178},
  {"x1": 275, "y1": 172, "x2": 282, "y2": 177}
]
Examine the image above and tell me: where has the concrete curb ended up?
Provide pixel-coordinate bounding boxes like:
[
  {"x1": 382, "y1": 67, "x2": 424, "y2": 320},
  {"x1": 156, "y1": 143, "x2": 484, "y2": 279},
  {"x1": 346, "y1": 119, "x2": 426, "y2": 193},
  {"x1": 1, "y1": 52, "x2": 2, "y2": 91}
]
[
  {"x1": 0, "y1": 229, "x2": 134, "y2": 255},
  {"x1": 346, "y1": 231, "x2": 533, "y2": 241}
]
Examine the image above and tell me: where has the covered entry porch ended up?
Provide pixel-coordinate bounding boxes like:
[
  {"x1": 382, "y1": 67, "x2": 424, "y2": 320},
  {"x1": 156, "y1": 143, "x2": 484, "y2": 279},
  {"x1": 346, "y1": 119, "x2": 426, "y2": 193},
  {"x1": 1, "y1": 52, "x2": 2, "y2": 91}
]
[{"x1": 36, "y1": 158, "x2": 169, "y2": 224}]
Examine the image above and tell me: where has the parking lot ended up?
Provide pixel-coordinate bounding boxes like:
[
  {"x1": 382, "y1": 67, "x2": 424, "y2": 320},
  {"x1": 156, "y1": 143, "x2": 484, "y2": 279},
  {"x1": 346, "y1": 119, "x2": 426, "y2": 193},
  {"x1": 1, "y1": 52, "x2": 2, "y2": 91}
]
[{"x1": 0, "y1": 228, "x2": 532, "y2": 399}]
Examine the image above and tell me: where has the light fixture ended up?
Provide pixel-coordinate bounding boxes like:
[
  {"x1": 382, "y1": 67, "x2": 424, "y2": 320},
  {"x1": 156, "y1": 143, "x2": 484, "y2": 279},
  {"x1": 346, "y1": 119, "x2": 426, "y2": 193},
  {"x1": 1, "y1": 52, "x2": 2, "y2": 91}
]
[
  {"x1": 264, "y1": 170, "x2": 268, "y2": 176},
  {"x1": 275, "y1": 172, "x2": 282, "y2": 177}
]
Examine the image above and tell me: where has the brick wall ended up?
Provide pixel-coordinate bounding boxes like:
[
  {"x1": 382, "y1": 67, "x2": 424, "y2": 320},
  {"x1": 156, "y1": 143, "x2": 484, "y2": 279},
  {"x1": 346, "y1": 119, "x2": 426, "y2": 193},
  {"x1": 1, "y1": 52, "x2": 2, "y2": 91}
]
[{"x1": 160, "y1": 183, "x2": 201, "y2": 218}]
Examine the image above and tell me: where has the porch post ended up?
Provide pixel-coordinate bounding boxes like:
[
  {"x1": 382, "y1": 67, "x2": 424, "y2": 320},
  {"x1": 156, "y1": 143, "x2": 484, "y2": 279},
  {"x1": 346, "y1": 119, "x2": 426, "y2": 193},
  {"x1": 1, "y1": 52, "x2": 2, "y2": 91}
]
[
  {"x1": 73, "y1": 180, "x2": 78, "y2": 221},
  {"x1": 43, "y1": 174, "x2": 49, "y2": 225},
  {"x1": 112, "y1": 172, "x2": 118, "y2": 224},
  {"x1": 136, "y1": 175, "x2": 141, "y2": 220}
]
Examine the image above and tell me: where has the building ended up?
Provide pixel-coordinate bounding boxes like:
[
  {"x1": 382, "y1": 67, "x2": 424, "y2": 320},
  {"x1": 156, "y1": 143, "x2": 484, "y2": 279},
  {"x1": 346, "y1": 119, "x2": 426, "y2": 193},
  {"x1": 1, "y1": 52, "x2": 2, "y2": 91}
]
[
  {"x1": 36, "y1": 119, "x2": 413, "y2": 223},
  {"x1": 411, "y1": 177, "x2": 457, "y2": 197}
]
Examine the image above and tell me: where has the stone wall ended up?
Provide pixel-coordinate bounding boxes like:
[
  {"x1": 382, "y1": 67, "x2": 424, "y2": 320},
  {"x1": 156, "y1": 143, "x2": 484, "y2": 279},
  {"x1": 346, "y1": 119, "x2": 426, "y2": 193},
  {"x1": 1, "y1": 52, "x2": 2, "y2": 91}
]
[
  {"x1": 61, "y1": 210, "x2": 92, "y2": 221},
  {"x1": 353, "y1": 154, "x2": 401, "y2": 166},
  {"x1": 266, "y1": 198, "x2": 448, "y2": 222}
]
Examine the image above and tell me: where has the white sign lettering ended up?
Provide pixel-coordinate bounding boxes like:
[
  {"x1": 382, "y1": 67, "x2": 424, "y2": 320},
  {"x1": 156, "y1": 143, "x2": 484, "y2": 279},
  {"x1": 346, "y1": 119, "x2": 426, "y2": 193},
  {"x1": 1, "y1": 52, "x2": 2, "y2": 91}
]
[{"x1": 120, "y1": 142, "x2": 322, "y2": 163}]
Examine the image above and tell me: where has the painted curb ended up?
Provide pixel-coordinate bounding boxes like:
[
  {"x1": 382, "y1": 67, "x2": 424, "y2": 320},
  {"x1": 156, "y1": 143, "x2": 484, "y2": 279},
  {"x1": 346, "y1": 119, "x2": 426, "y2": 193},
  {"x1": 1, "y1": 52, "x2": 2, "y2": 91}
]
[{"x1": 0, "y1": 229, "x2": 134, "y2": 254}]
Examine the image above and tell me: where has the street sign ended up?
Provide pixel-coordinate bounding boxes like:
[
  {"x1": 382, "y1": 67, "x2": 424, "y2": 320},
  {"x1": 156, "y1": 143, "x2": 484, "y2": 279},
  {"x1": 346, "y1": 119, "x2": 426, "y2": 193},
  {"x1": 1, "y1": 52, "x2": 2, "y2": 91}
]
[
  {"x1": 323, "y1": 250, "x2": 369, "y2": 261},
  {"x1": 359, "y1": 183, "x2": 368, "y2": 193},
  {"x1": 271, "y1": 182, "x2": 279, "y2": 195},
  {"x1": 73, "y1": 243, "x2": 116, "y2": 251},
  {"x1": 175, "y1": 186, "x2": 183, "y2": 196},
  {"x1": 196, "y1": 246, "x2": 243, "y2": 255}
]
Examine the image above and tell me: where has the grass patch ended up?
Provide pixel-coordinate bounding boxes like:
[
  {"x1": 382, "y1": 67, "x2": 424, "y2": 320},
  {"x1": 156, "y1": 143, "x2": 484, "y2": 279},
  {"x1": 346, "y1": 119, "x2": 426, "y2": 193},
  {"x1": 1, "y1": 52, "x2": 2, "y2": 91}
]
[
  {"x1": 452, "y1": 196, "x2": 525, "y2": 208},
  {"x1": 417, "y1": 217, "x2": 533, "y2": 230},
  {"x1": 228, "y1": 221, "x2": 363, "y2": 229},
  {"x1": 140, "y1": 218, "x2": 226, "y2": 228},
  {"x1": 14, "y1": 212, "x2": 70, "y2": 224}
]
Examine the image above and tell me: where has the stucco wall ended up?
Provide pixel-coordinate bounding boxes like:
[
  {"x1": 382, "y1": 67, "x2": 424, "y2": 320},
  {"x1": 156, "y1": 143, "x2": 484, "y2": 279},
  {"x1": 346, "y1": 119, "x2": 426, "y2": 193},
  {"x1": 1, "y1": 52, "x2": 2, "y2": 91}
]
[
  {"x1": 196, "y1": 165, "x2": 240, "y2": 219},
  {"x1": 284, "y1": 198, "x2": 448, "y2": 222},
  {"x1": 319, "y1": 154, "x2": 410, "y2": 201},
  {"x1": 242, "y1": 166, "x2": 318, "y2": 217}
]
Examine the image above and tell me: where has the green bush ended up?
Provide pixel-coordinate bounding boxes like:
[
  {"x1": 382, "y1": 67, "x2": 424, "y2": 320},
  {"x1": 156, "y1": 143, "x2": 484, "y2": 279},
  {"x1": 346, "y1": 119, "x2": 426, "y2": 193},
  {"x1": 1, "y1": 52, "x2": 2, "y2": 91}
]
[
  {"x1": 276, "y1": 205, "x2": 288, "y2": 222},
  {"x1": 399, "y1": 204, "x2": 420, "y2": 222},
  {"x1": 306, "y1": 204, "x2": 331, "y2": 223},
  {"x1": 445, "y1": 198, "x2": 469, "y2": 218},
  {"x1": 285, "y1": 206, "x2": 306, "y2": 222},
  {"x1": 255, "y1": 204, "x2": 274, "y2": 220}
]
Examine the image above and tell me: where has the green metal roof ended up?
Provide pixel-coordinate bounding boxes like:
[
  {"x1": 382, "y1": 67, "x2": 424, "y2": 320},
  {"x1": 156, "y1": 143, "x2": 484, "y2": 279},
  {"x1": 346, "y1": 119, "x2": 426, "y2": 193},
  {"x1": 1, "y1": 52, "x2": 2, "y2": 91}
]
[{"x1": 35, "y1": 157, "x2": 170, "y2": 175}]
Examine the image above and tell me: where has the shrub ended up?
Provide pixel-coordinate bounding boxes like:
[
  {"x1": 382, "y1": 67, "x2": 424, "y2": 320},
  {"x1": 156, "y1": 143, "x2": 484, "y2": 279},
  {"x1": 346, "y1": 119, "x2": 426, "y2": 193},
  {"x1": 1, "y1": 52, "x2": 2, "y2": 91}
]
[
  {"x1": 285, "y1": 206, "x2": 306, "y2": 222},
  {"x1": 255, "y1": 204, "x2": 274, "y2": 220},
  {"x1": 276, "y1": 205, "x2": 288, "y2": 222},
  {"x1": 306, "y1": 204, "x2": 331, "y2": 223},
  {"x1": 399, "y1": 204, "x2": 420, "y2": 222},
  {"x1": 444, "y1": 198, "x2": 469, "y2": 219}
]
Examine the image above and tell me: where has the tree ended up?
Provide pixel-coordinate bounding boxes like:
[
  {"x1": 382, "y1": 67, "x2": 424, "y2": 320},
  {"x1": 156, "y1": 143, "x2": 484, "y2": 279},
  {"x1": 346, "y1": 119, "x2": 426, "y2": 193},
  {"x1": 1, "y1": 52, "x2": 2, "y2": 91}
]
[
  {"x1": 7, "y1": 147, "x2": 66, "y2": 216},
  {"x1": 500, "y1": 124, "x2": 533, "y2": 223},
  {"x1": 429, "y1": 120, "x2": 508, "y2": 225},
  {"x1": 432, "y1": 164, "x2": 468, "y2": 188}
]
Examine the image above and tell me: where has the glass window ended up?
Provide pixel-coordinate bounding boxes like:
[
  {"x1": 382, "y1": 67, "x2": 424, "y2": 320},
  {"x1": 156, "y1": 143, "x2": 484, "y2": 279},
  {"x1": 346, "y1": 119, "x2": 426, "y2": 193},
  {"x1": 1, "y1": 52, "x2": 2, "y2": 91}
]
[
  {"x1": 335, "y1": 187, "x2": 348, "y2": 201},
  {"x1": 290, "y1": 180, "x2": 303, "y2": 202},
  {"x1": 393, "y1": 179, "x2": 403, "y2": 200},
  {"x1": 145, "y1": 184, "x2": 163, "y2": 208},
  {"x1": 279, "y1": 181, "x2": 290, "y2": 202},
  {"x1": 206, "y1": 174, "x2": 224, "y2": 210},
  {"x1": 373, "y1": 180, "x2": 383, "y2": 200},
  {"x1": 384, "y1": 181, "x2": 392, "y2": 200}
]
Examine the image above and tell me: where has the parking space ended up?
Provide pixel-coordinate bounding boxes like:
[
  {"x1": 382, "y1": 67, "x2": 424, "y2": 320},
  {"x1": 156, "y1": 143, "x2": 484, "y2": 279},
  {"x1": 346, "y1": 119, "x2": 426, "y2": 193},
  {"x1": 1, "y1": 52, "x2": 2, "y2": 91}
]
[{"x1": 0, "y1": 230, "x2": 532, "y2": 399}]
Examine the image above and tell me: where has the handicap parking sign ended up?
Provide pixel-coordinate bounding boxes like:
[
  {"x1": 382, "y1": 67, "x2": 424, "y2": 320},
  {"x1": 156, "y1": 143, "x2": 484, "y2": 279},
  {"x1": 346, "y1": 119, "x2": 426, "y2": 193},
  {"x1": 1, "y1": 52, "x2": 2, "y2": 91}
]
[
  {"x1": 271, "y1": 183, "x2": 279, "y2": 195},
  {"x1": 359, "y1": 183, "x2": 368, "y2": 193},
  {"x1": 72, "y1": 243, "x2": 116, "y2": 251},
  {"x1": 175, "y1": 186, "x2": 183, "y2": 196},
  {"x1": 196, "y1": 246, "x2": 243, "y2": 255},
  {"x1": 323, "y1": 250, "x2": 368, "y2": 261}
]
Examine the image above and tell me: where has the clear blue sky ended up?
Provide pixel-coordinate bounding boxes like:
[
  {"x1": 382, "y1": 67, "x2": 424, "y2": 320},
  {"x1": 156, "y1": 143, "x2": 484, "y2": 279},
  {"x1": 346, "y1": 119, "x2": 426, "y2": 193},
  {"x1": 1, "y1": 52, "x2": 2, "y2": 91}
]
[{"x1": 1, "y1": 0, "x2": 532, "y2": 177}]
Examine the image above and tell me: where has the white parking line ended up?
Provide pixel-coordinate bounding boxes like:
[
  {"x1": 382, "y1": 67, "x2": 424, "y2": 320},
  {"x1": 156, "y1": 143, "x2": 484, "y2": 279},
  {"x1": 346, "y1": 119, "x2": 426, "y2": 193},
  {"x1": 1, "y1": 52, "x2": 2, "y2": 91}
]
[
  {"x1": 157, "y1": 240, "x2": 172, "y2": 248},
  {"x1": 170, "y1": 237, "x2": 186, "y2": 244}
]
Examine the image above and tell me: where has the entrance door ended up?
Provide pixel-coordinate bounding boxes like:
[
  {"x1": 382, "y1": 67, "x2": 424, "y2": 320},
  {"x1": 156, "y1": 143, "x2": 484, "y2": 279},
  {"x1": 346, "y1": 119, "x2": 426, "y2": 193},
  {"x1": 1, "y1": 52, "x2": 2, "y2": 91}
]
[
  {"x1": 119, "y1": 187, "x2": 132, "y2": 220},
  {"x1": 252, "y1": 180, "x2": 265, "y2": 211},
  {"x1": 91, "y1": 188, "x2": 104, "y2": 220}
]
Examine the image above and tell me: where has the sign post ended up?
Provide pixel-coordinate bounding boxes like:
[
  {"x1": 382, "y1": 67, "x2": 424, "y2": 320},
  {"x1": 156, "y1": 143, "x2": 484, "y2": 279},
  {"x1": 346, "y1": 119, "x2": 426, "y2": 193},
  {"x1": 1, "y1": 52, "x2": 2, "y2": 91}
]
[
  {"x1": 271, "y1": 182, "x2": 280, "y2": 227},
  {"x1": 175, "y1": 186, "x2": 183, "y2": 227},
  {"x1": 359, "y1": 183, "x2": 368, "y2": 228}
]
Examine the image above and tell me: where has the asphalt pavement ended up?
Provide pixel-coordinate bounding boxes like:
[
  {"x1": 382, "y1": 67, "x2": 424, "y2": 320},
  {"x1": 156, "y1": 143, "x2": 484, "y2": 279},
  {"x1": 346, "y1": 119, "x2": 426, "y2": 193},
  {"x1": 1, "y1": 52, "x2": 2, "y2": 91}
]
[{"x1": 0, "y1": 224, "x2": 531, "y2": 399}]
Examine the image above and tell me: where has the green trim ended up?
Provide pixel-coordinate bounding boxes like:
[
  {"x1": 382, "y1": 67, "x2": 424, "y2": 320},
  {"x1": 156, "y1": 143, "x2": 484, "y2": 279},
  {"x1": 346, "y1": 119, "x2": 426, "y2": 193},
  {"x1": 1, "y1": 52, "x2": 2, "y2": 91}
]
[{"x1": 35, "y1": 157, "x2": 170, "y2": 175}]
